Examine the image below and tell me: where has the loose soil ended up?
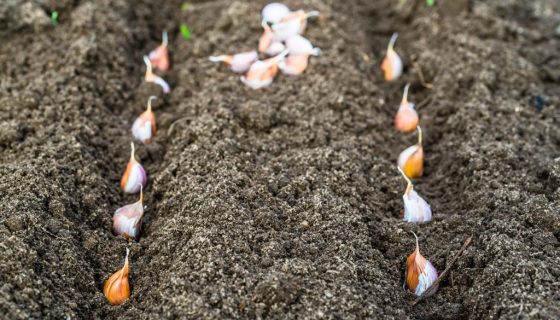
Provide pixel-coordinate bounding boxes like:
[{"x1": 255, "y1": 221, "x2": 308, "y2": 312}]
[{"x1": 1, "y1": 0, "x2": 559, "y2": 319}]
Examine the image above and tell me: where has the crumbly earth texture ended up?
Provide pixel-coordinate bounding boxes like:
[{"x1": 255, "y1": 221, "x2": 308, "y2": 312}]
[{"x1": 1, "y1": 0, "x2": 559, "y2": 319}]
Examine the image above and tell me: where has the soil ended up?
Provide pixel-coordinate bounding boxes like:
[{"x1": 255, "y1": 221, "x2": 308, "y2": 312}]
[{"x1": 1, "y1": 0, "x2": 559, "y2": 319}]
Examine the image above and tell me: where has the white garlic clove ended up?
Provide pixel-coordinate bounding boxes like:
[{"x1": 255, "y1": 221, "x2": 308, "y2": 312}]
[
  {"x1": 265, "y1": 41, "x2": 286, "y2": 56},
  {"x1": 132, "y1": 96, "x2": 157, "y2": 144},
  {"x1": 403, "y1": 188, "x2": 432, "y2": 223},
  {"x1": 285, "y1": 35, "x2": 321, "y2": 56},
  {"x1": 261, "y1": 3, "x2": 291, "y2": 24}
]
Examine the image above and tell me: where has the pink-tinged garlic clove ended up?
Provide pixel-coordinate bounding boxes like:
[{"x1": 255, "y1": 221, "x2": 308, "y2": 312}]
[
  {"x1": 272, "y1": 10, "x2": 320, "y2": 41},
  {"x1": 112, "y1": 190, "x2": 144, "y2": 240},
  {"x1": 259, "y1": 22, "x2": 276, "y2": 53},
  {"x1": 144, "y1": 56, "x2": 170, "y2": 94},
  {"x1": 209, "y1": 51, "x2": 258, "y2": 73},
  {"x1": 261, "y1": 3, "x2": 291, "y2": 24},
  {"x1": 278, "y1": 54, "x2": 310, "y2": 75},
  {"x1": 394, "y1": 83, "x2": 419, "y2": 133},
  {"x1": 285, "y1": 35, "x2": 321, "y2": 56},
  {"x1": 405, "y1": 232, "x2": 438, "y2": 296},
  {"x1": 132, "y1": 96, "x2": 157, "y2": 144},
  {"x1": 149, "y1": 31, "x2": 169, "y2": 72},
  {"x1": 120, "y1": 143, "x2": 147, "y2": 194},
  {"x1": 381, "y1": 33, "x2": 403, "y2": 81},
  {"x1": 240, "y1": 50, "x2": 289, "y2": 89}
]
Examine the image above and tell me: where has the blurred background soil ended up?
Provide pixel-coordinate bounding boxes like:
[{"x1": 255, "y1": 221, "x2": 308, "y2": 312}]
[{"x1": 0, "y1": 0, "x2": 559, "y2": 319}]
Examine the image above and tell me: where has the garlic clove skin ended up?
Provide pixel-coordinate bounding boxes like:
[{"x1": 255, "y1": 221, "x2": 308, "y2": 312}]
[
  {"x1": 240, "y1": 50, "x2": 288, "y2": 89},
  {"x1": 112, "y1": 196, "x2": 144, "y2": 240},
  {"x1": 405, "y1": 234, "x2": 438, "y2": 296},
  {"x1": 132, "y1": 96, "x2": 157, "y2": 144},
  {"x1": 121, "y1": 143, "x2": 148, "y2": 194},
  {"x1": 103, "y1": 248, "x2": 131, "y2": 305},
  {"x1": 381, "y1": 33, "x2": 402, "y2": 81},
  {"x1": 278, "y1": 54, "x2": 310, "y2": 75},
  {"x1": 285, "y1": 35, "x2": 321, "y2": 56},
  {"x1": 144, "y1": 56, "x2": 170, "y2": 94},
  {"x1": 261, "y1": 3, "x2": 291, "y2": 24},
  {"x1": 403, "y1": 188, "x2": 432, "y2": 223}
]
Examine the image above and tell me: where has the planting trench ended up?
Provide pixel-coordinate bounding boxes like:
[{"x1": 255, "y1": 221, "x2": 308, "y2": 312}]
[{"x1": 0, "y1": 0, "x2": 559, "y2": 319}]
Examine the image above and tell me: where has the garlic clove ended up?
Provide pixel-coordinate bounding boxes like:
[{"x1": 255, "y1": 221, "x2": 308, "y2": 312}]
[
  {"x1": 209, "y1": 51, "x2": 258, "y2": 73},
  {"x1": 113, "y1": 189, "x2": 144, "y2": 240},
  {"x1": 405, "y1": 233, "x2": 438, "y2": 296},
  {"x1": 240, "y1": 50, "x2": 288, "y2": 89},
  {"x1": 132, "y1": 96, "x2": 157, "y2": 144},
  {"x1": 265, "y1": 41, "x2": 286, "y2": 57},
  {"x1": 285, "y1": 35, "x2": 321, "y2": 56},
  {"x1": 272, "y1": 10, "x2": 320, "y2": 41},
  {"x1": 120, "y1": 143, "x2": 148, "y2": 194},
  {"x1": 394, "y1": 84, "x2": 419, "y2": 133},
  {"x1": 278, "y1": 54, "x2": 310, "y2": 75},
  {"x1": 258, "y1": 22, "x2": 276, "y2": 53},
  {"x1": 381, "y1": 33, "x2": 403, "y2": 81},
  {"x1": 144, "y1": 56, "x2": 170, "y2": 94},
  {"x1": 398, "y1": 145, "x2": 424, "y2": 179},
  {"x1": 404, "y1": 187, "x2": 432, "y2": 224},
  {"x1": 262, "y1": 3, "x2": 291, "y2": 24},
  {"x1": 103, "y1": 248, "x2": 131, "y2": 305},
  {"x1": 403, "y1": 188, "x2": 432, "y2": 223},
  {"x1": 148, "y1": 31, "x2": 169, "y2": 72},
  {"x1": 398, "y1": 166, "x2": 432, "y2": 223},
  {"x1": 397, "y1": 127, "x2": 424, "y2": 179}
]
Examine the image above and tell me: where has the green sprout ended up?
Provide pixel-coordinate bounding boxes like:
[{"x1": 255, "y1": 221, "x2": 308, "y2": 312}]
[
  {"x1": 180, "y1": 24, "x2": 191, "y2": 40},
  {"x1": 51, "y1": 11, "x2": 59, "y2": 25},
  {"x1": 426, "y1": 0, "x2": 435, "y2": 6}
]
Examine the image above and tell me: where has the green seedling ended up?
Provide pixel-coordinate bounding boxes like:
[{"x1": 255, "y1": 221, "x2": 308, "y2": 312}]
[
  {"x1": 51, "y1": 11, "x2": 59, "y2": 25},
  {"x1": 180, "y1": 24, "x2": 191, "y2": 40},
  {"x1": 426, "y1": 0, "x2": 435, "y2": 6}
]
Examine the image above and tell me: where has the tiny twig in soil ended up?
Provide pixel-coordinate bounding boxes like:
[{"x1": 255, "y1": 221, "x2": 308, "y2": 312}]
[
  {"x1": 167, "y1": 116, "x2": 194, "y2": 136},
  {"x1": 410, "y1": 55, "x2": 434, "y2": 89},
  {"x1": 411, "y1": 235, "x2": 473, "y2": 306},
  {"x1": 415, "y1": 96, "x2": 433, "y2": 110}
]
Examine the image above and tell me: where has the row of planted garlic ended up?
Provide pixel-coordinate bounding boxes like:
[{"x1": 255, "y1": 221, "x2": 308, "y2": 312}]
[
  {"x1": 102, "y1": 32, "x2": 172, "y2": 305},
  {"x1": 383, "y1": 33, "x2": 439, "y2": 297},
  {"x1": 209, "y1": 2, "x2": 321, "y2": 89}
]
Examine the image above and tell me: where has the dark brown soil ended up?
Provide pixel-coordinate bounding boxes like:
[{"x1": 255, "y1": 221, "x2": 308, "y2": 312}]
[{"x1": 1, "y1": 0, "x2": 559, "y2": 319}]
